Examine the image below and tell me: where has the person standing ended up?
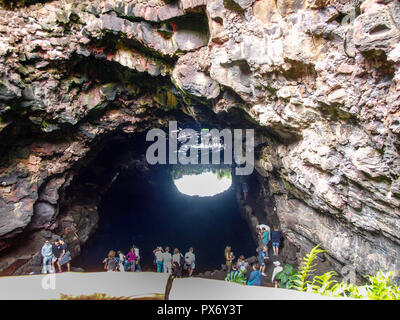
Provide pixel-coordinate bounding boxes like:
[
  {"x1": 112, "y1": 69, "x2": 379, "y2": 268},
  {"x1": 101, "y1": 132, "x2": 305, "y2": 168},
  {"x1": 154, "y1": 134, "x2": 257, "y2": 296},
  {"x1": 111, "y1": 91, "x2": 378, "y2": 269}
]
[
  {"x1": 117, "y1": 250, "x2": 126, "y2": 272},
  {"x1": 185, "y1": 247, "x2": 196, "y2": 277},
  {"x1": 163, "y1": 246, "x2": 172, "y2": 274},
  {"x1": 258, "y1": 246, "x2": 269, "y2": 276},
  {"x1": 271, "y1": 261, "x2": 283, "y2": 287},
  {"x1": 133, "y1": 245, "x2": 142, "y2": 272},
  {"x1": 224, "y1": 246, "x2": 235, "y2": 274},
  {"x1": 271, "y1": 226, "x2": 283, "y2": 256},
  {"x1": 172, "y1": 248, "x2": 183, "y2": 278},
  {"x1": 41, "y1": 240, "x2": 53, "y2": 274},
  {"x1": 103, "y1": 250, "x2": 118, "y2": 271},
  {"x1": 153, "y1": 247, "x2": 164, "y2": 273},
  {"x1": 52, "y1": 239, "x2": 62, "y2": 273},
  {"x1": 126, "y1": 247, "x2": 138, "y2": 272},
  {"x1": 58, "y1": 238, "x2": 71, "y2": 272},
  {"x1": 236, "y1": 255, "x2": 248, "y2": 275}
]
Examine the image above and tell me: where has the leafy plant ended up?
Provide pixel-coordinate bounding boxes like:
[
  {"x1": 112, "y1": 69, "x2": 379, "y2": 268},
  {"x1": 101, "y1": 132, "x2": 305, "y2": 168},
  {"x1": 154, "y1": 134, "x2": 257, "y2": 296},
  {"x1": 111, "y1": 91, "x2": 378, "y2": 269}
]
[
  {"x1": 59, "y1": 292, "x2": 164, "y2": 300},
  {"x1": 363, "y1": 270, "x2": 400, "y2": 300},
  {"x1": 225, "y1": 271, "x2": 247, "y2": 285},
  {"x1": 275, "y1": 264, "x2": 297, "y2": 289},
  {"x1": 310, "y1": 270, "x2": 338, "y2": 295},
  {"x1": 291, "y1": 244, "x2": 325, "y2": 292},
  {"x1": 286, "y1": 244, "x2": 400, "y2": 300}
]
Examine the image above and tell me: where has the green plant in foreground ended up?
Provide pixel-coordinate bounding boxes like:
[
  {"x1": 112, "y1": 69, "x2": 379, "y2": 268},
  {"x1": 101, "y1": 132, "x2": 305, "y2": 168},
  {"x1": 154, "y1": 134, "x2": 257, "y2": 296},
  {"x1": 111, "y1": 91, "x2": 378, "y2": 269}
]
[
  {"x1": 225, "y1": 271, "x2": 247, "y2": 285},
  {"x1": 363, "y1": 270, "x2": 400, "y2": 300},
  {"x1": 286, "y1": 244, "x2": 400, "y2": 300},
  {"x1": 59, "y1": 293, "x2": 164, "y2": 300},
  {"x1": 275, "y1": 264, "x2": 297, "y2": 289},
  {"x1": 291, "y1": 244, "x2": 325, "y2": 292}
]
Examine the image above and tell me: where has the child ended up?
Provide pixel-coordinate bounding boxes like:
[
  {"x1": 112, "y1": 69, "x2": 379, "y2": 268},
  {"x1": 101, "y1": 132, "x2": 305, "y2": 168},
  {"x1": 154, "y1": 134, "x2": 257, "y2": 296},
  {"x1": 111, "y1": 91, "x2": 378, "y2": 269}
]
[
  {"x1": 236, "y1": 255, "x2": 248, "y2": 275},
  {"x1": 247, "y1": 263, "x2": 262, "y2": 286},
  {"x1": 117, "y1": 250, "x2": 125, "y2": 272},
  {"x1": 271, "y1": 226, "x2": 283, "y2": 256},
  {"x1": 258, "y1": 246, "x2": 269, "y2": 276},
  {"x1": 103, "y1": 250, "x2": 118, "y2": 272},
  {"x1": 227, "y1": 263, "x2": 240, "y2": 279}
]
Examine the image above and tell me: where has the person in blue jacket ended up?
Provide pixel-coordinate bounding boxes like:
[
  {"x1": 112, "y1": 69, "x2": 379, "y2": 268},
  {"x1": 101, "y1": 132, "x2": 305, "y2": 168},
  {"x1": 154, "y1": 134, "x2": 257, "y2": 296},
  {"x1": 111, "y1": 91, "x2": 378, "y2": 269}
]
[
  {"x1": 258, "y1": 246, "x2": 269, "y2": 276},
  {"x1": 247, "y1": 263, "x2": 262, "y2": 286}
]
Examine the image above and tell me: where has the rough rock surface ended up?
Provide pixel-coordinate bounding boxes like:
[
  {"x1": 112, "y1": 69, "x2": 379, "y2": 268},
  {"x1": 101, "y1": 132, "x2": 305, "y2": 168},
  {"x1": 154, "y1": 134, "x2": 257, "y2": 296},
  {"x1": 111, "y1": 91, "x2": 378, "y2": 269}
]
[{"x1": 0, "y1": 0, "x2": 399, "y2": 280}]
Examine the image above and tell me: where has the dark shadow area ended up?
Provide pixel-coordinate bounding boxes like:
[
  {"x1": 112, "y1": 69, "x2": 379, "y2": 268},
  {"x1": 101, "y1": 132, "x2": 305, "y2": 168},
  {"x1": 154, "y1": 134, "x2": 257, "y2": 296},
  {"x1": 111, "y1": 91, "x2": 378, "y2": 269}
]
[{"x1": 74, "y1": 163, "x2": 256, "y2": 273}]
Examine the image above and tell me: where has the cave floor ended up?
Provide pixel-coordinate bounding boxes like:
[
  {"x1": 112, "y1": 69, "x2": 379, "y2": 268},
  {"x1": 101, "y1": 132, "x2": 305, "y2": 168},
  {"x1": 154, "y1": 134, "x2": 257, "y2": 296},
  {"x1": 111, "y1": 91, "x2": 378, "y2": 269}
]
[{"x1": 0, "y1": 272, "x2": 344, "y2": 300}]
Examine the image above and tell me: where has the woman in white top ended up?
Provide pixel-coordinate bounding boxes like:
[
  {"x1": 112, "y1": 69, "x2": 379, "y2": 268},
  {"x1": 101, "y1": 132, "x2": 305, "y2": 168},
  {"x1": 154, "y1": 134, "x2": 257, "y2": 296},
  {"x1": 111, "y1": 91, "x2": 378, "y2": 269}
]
[
  {"x1": 133, "y1": 245, "x2": 141, "y2": 272},
  {"x1": 117, "y1": 250, "x2": 125, "y2": 272},
  {"x1": 271, "y1": 261, "x2": 283, "y2": 287}
]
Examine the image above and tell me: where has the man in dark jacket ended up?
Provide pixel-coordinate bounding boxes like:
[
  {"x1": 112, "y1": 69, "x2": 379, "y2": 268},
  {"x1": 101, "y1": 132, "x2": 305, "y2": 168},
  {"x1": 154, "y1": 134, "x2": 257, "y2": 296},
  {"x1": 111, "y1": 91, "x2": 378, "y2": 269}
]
[
  {"x1": 271, "y1": 226, "x2": 283, "y2": 256},
  {"x1": 51, "y1": 239, "x2": 62, "y2": 273},
  {"x1": 58, "y1": 238, "x2": 71, "y2": 272}
]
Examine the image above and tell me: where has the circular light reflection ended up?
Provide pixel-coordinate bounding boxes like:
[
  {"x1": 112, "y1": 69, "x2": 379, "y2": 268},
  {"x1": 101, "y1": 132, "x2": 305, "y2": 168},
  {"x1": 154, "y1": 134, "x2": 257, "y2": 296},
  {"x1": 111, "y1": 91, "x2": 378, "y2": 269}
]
[{"x1": 173, "y1": 171, "x2": 232, "y2": 197}]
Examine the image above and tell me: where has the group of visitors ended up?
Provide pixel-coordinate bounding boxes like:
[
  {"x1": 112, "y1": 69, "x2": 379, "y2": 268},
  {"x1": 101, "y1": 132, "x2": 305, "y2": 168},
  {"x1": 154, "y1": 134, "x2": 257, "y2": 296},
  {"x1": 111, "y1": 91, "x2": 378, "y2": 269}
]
[
  {"x1": 225, "y1": 223, "x2": 284, "y2": 287},
  {"x1": 40, "y1": 238, "x2": 72, "y2": 274},
  {"x1": 40, "y1": 223, "x2": 283, "y2": 287},
  {"x1": 153, "y1": 246, "x2": 196, "y2": 277},
  {"x1": 101, "y1": 245, "x2": 196, "y2": 277},
  {"x1": 257, "y1": 224, "x2": 283, "y2": 257},
  {"x1": 103, "y1": 245, "x2": 142, "y2": 272}
]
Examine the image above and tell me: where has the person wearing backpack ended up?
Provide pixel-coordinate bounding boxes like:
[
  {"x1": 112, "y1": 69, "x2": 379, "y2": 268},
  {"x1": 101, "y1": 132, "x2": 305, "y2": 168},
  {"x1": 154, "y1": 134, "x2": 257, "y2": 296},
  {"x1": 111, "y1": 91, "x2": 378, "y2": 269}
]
[
  {"x1": 172, "y1": 248, "x2": 184, "y2": 278},
  {"x1": 247, "y1": 263, "x2": 262, "y2": 286}
]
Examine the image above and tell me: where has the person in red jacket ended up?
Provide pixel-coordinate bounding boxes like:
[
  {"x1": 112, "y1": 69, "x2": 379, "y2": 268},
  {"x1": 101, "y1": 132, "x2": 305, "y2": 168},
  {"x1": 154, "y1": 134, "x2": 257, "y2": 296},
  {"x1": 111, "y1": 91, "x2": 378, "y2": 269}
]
[{"x1": 126, "y1": 247, "x2": 138, "y2": 272}]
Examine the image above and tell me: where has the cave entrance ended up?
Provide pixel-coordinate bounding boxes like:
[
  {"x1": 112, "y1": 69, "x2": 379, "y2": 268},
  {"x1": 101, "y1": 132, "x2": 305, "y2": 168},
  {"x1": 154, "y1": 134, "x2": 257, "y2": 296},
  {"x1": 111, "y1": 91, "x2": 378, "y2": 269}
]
[{"x1": 71, "y1": 131, "x2": 256, "y2": 273}]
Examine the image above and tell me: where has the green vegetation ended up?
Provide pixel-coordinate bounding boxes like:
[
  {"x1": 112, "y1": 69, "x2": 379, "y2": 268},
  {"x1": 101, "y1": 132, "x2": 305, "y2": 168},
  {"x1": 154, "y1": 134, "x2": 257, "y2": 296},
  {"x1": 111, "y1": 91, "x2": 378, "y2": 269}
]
[
  {"x1": 274, "y1": 263, "x2": 297, "y2": 289},
  {"x1": 275, "y1": 244, "x2": 400, "y2": 300},
  {"x1": 59, "y1": 293, "x2": 164, "y2": 300},
  {"x1": 225, "y1": 271, "x2": 247, "y2": 285},
  {"x1": 171, "y1": 165, "x2": 232, "y2": 181}
]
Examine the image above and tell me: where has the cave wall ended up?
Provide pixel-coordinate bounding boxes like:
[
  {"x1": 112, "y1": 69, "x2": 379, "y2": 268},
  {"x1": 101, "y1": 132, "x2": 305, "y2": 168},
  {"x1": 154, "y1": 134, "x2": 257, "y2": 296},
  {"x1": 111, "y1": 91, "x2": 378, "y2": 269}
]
[{"x1": 0, "y1": 0, "x2": 399, "y2": 278}]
